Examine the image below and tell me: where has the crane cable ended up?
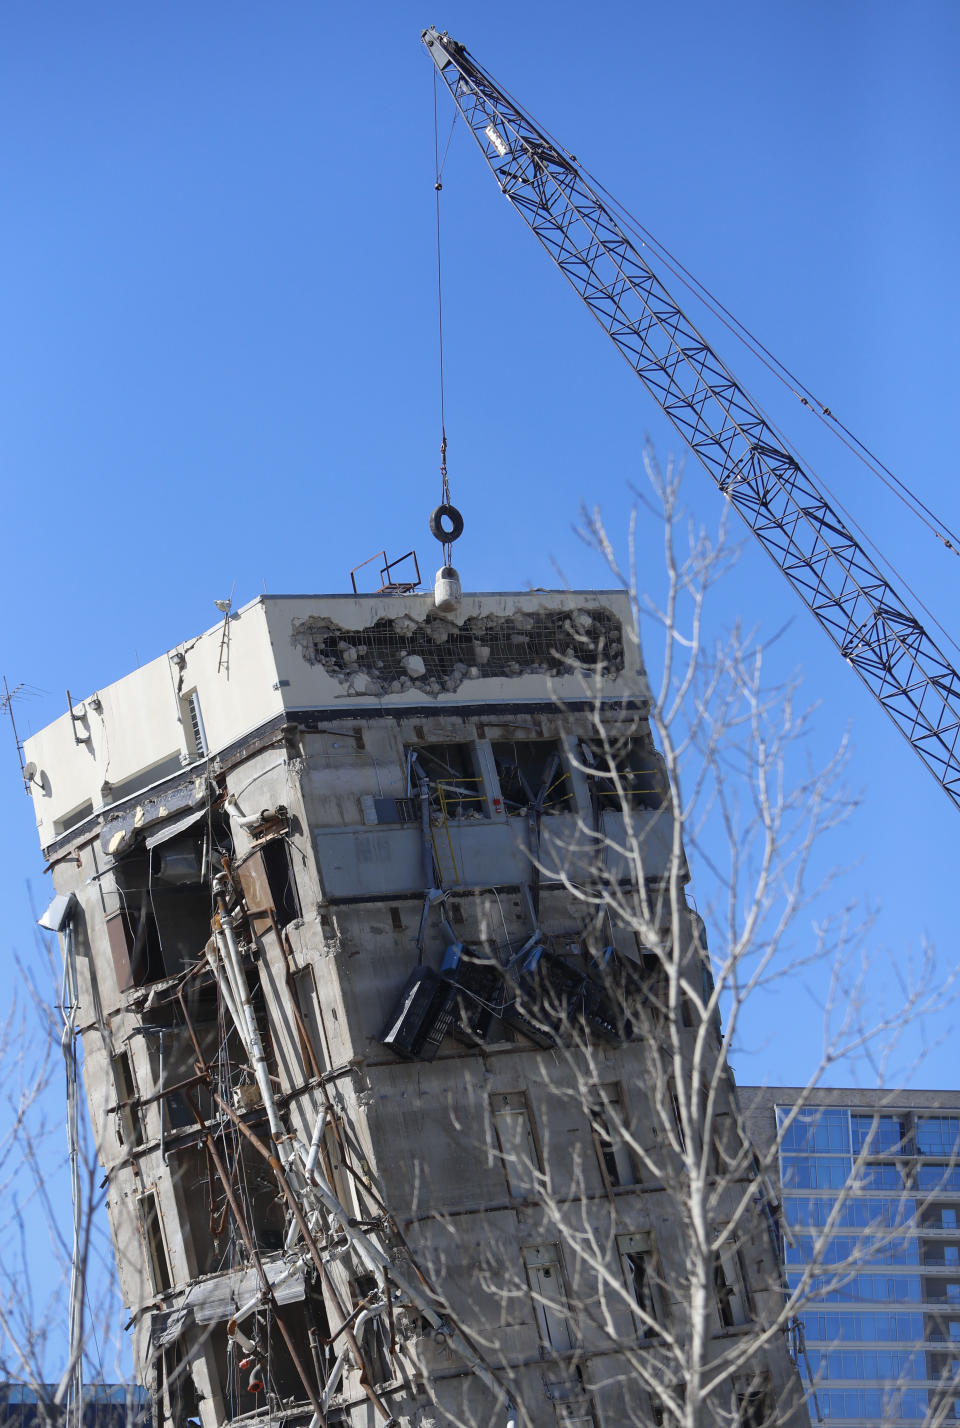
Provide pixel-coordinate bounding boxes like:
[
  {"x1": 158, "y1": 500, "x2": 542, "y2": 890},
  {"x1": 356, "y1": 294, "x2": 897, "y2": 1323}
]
[
  {"x1": 479, "y1": 61, "x2": 960, "y2": 564},
  {"x1": 588, "y1": 172, "x2": 960, "y2": 560},
  {"x1": 433, "y1": 70, "x2": 457, "y2": 566}
]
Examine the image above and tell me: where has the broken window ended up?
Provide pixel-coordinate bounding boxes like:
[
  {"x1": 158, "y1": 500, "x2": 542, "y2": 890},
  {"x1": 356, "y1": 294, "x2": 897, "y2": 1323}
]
[
  {"x1": 737, "y1": 1378, "x2": 774, "y2": 1428},
  {"x1": 492, "y1": 738, "x2": 572, "y2": 814},
  {"x1": 587, "y1": 1083, "x2": 638, "y2": 1188},
  {"x1": 579, "y1": 733, "x2": 667, "y2": 811},
  {"x1": 491, "y1": 1092, "x2": 542, "y2": 1198},
  {"x1": 618, "y1": 1232, "x2": 668, "y2": 1337},
  {"x1": 138, "y1": 1189, "x2": 172, "y2": 1294},
  {"x1": 111, "y1": 1050, "x2": 143, "y2": 1149},
  {"x1": 109, "y1": 834, "x2": 212, "y2": 988},
  {"x1": 409, "y1": 743, "x2": 487, "y2": 819},
  {"x1": 523, "y1": 1246, "x2": 576, "y2": 1355},
  {"x1": 715, "y1": 1241, "x2": 753, "y2": 1328}
]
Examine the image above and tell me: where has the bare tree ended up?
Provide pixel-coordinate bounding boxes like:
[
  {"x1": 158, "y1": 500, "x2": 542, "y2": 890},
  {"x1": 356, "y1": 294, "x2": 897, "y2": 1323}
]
[
  {"x1": 391, "y1": 450, "x2": 952, "y2": 1428},
  {"x1": 0, "y1": 929, "x2": 131, "y2": 1428}
]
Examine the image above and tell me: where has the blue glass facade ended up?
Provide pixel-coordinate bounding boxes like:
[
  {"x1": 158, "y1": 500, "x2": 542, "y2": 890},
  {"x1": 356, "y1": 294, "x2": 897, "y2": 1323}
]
[{"x1": 774, "y1": 1103, "x2": 960, "y2": 1427}]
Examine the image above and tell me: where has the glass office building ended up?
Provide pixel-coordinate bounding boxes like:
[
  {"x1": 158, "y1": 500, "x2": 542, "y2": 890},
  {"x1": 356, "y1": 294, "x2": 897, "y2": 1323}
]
[{"x1": 741, "y1": 1089, "x2": 960, "y2": 1428}]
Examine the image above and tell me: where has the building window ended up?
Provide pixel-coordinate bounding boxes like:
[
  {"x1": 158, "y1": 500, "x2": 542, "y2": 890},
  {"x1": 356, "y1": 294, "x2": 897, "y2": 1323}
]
[
  {"x1": 138, "y1": 1190, "x2": 172, "y2": 1294},
  {"x1": 737, "y1": 1379, "x2": 773, "y2": 1428},
  {"x1": 260, "y1": 837, "x2": 302, "y2": 926},
  {"x1": 851, "y1": 1113, "x2": 905, "y2": 1155},
  {"x1": 714, "y1": 1242, "x2": 752, "y2": 1329},
  {"x1": 112, "y1": 1049, "x2": 143, "y2": 1149},
  {"x1": 523, "y1": 1245, "x2": 576, "y2": 1355},
  {"x1": 110, "y1": 836, "x2": 211, "y2": 987},
  {"x1": 917, "y1": 1118, "x2": 960, "y2": 1157},
  {"x1": 491, "y1": 1092, "x2": 542, "y2": 1199},
  {"x1": 588, "y1": 1083, "x2": 637, "y2": 1188},
  {"x1": 919, "y1": 1164, "x2": 960, "y2": 1193},
  {"x1": 491, "y1": 738, "x2": 572, "y2": 814},
  {"x1": 776, "y1": 1105, "x2": 850, "y2": 1154},
  {"x1": 409, "y1": 743, "x2": 487, "y2": 819},
  {"x1": 579, "y1": 733, "x2": 666, "y2": 811},
  {"x1": 618, "y1": 1232, "x2": 667, "y2": 1337}
]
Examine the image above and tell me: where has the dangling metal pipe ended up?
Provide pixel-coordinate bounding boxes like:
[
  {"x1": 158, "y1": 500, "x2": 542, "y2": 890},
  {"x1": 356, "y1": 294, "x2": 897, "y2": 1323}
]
[{"x1": 213, "y1": 874, "x2": 290, "y2": 1163}]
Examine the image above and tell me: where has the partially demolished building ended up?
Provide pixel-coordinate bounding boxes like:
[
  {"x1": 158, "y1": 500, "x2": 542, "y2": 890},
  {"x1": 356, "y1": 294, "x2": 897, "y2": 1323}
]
[{"x1": 26, "y1": 588, "x2": 805, "y2": 1428}]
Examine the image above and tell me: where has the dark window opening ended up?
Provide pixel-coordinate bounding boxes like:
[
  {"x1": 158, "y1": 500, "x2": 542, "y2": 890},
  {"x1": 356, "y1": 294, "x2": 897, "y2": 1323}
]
[
  {"x1": 738, "y1": 1381, "x2": 773, "y2": 1428},
  {"x1": 588, "y1": 1084, "x2": 637, "y2": 1188},
  {"x1": 626, "y1": 1254, "x2": 657, "y2": 1329},
  {"x1": 110, "y1": 832, "x2": 214, "y2": 988},
  {"x1": 715, "y1": 1247, "x2": 752, "y2": 1329},
  {"x1": 163, "y1": 1343, "x2": 200, "y2": 1428},
  {"x1": 618, "y1": 1233, "x2": 665, "y2": 1337},
  {"x1": 139, "y1": 1190, "x2": 172, "y2": 1293},
  {"x1": 492, "y1": 738, "x2": 572, "y2": 814},
  {"x1": 230, "y1": 1303, "x2": 316, "y2": 1408},
  {"x1": 112, "y1": 1050, "x2": 143, "y2": 1149},
  {"x1": 409, "y1": 743, "x2": 487, "y2": 819},
  {"x1": 580, "y1": 733, "x2": 667, "y2": 811},
  {"x1": 353, "y1": 1275, "x2": 392, "y2": 1386},
  {"x1": 261, "y1": 837, "x2": 302, "y2": 926}
]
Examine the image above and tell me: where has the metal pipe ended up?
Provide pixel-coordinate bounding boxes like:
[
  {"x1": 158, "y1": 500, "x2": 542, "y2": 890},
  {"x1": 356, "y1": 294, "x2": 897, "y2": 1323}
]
[
  {"x1": 410, "y1": 759, "x2": 436, "y2": 893},
  {"x1": 195, "y1": 1106, "x2": 324, "y2": 1422},
  {"x1": 319, "y1": 1349, "x2": 347, "y2": 1411},
  {"x1": 304, "y1": 1105, "x2": 330, "y2": 1181},
  {"x1": 213, "y1": 1094, "x2": 490, "y2": 1424},
  {"x1": 225, "y1": 793, "x2": 264, "y2": 828},
  {"x1": 213, "y1": 876, "x2": 290, "y2": 1164},
  {"x1": 286, "y1": 1106, "x2": 331, "y2": 1251}
]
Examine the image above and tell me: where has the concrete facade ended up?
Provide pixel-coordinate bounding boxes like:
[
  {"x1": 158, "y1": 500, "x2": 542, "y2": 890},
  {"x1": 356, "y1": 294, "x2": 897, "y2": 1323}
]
[{"x1": 28, "y1": 590, "x2": 805, "y2": 1428}]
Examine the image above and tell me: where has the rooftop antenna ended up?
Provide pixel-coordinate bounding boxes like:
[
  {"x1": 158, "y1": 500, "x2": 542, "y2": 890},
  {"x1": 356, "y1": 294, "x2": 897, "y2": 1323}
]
[
  {"x1": 2, "y1": 674, "x2": 44, "y2": 792},
  {"x1": 216, "y1": 580, "x2": 237, "y2": 674}
]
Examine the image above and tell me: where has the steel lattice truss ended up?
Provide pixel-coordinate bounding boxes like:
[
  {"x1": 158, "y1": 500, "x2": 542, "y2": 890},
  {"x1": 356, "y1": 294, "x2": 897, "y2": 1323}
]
[{"x1": 423, "y1": 27, "x2": 960, "y2": 810}]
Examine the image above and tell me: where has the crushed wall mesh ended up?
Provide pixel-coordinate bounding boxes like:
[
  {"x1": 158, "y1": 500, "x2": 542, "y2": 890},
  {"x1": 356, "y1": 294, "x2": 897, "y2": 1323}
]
[{"x1": 292, "y1": 607, "x2": 625, "y2": 697}]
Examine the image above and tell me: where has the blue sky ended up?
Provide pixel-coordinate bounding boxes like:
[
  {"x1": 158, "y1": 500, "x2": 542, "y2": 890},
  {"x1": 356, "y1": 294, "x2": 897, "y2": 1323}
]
[{"x1": 2, "y1": 2, "x2": 959, "y2": 1333}]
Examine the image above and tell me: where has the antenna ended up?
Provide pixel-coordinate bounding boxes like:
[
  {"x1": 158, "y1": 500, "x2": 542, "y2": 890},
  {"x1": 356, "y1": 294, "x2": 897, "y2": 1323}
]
[
  {"x1": 2, "y1": 674, "x2": 45, "y2": 792},
  {"x1": 216, "y1": 580, "x2": 237, "y2": 674}
]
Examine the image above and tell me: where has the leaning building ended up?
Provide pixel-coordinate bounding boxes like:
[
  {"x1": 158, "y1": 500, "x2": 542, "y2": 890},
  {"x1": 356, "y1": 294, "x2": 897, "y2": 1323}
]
[{"x1": 26, "y1": 586, "x2": 806, "y2": 1428}]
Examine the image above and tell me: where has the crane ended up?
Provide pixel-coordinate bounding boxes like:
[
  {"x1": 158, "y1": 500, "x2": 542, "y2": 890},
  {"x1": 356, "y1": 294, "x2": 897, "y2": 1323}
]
[{"x1": 421, "y1": 26, "x2": 960, "y2": 812}]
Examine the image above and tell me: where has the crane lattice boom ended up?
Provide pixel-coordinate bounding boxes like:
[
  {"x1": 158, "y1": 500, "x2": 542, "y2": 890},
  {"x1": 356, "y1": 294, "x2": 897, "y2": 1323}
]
[{"x1": 423, "y1": 26, "x2": 960, "y2": 810}]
